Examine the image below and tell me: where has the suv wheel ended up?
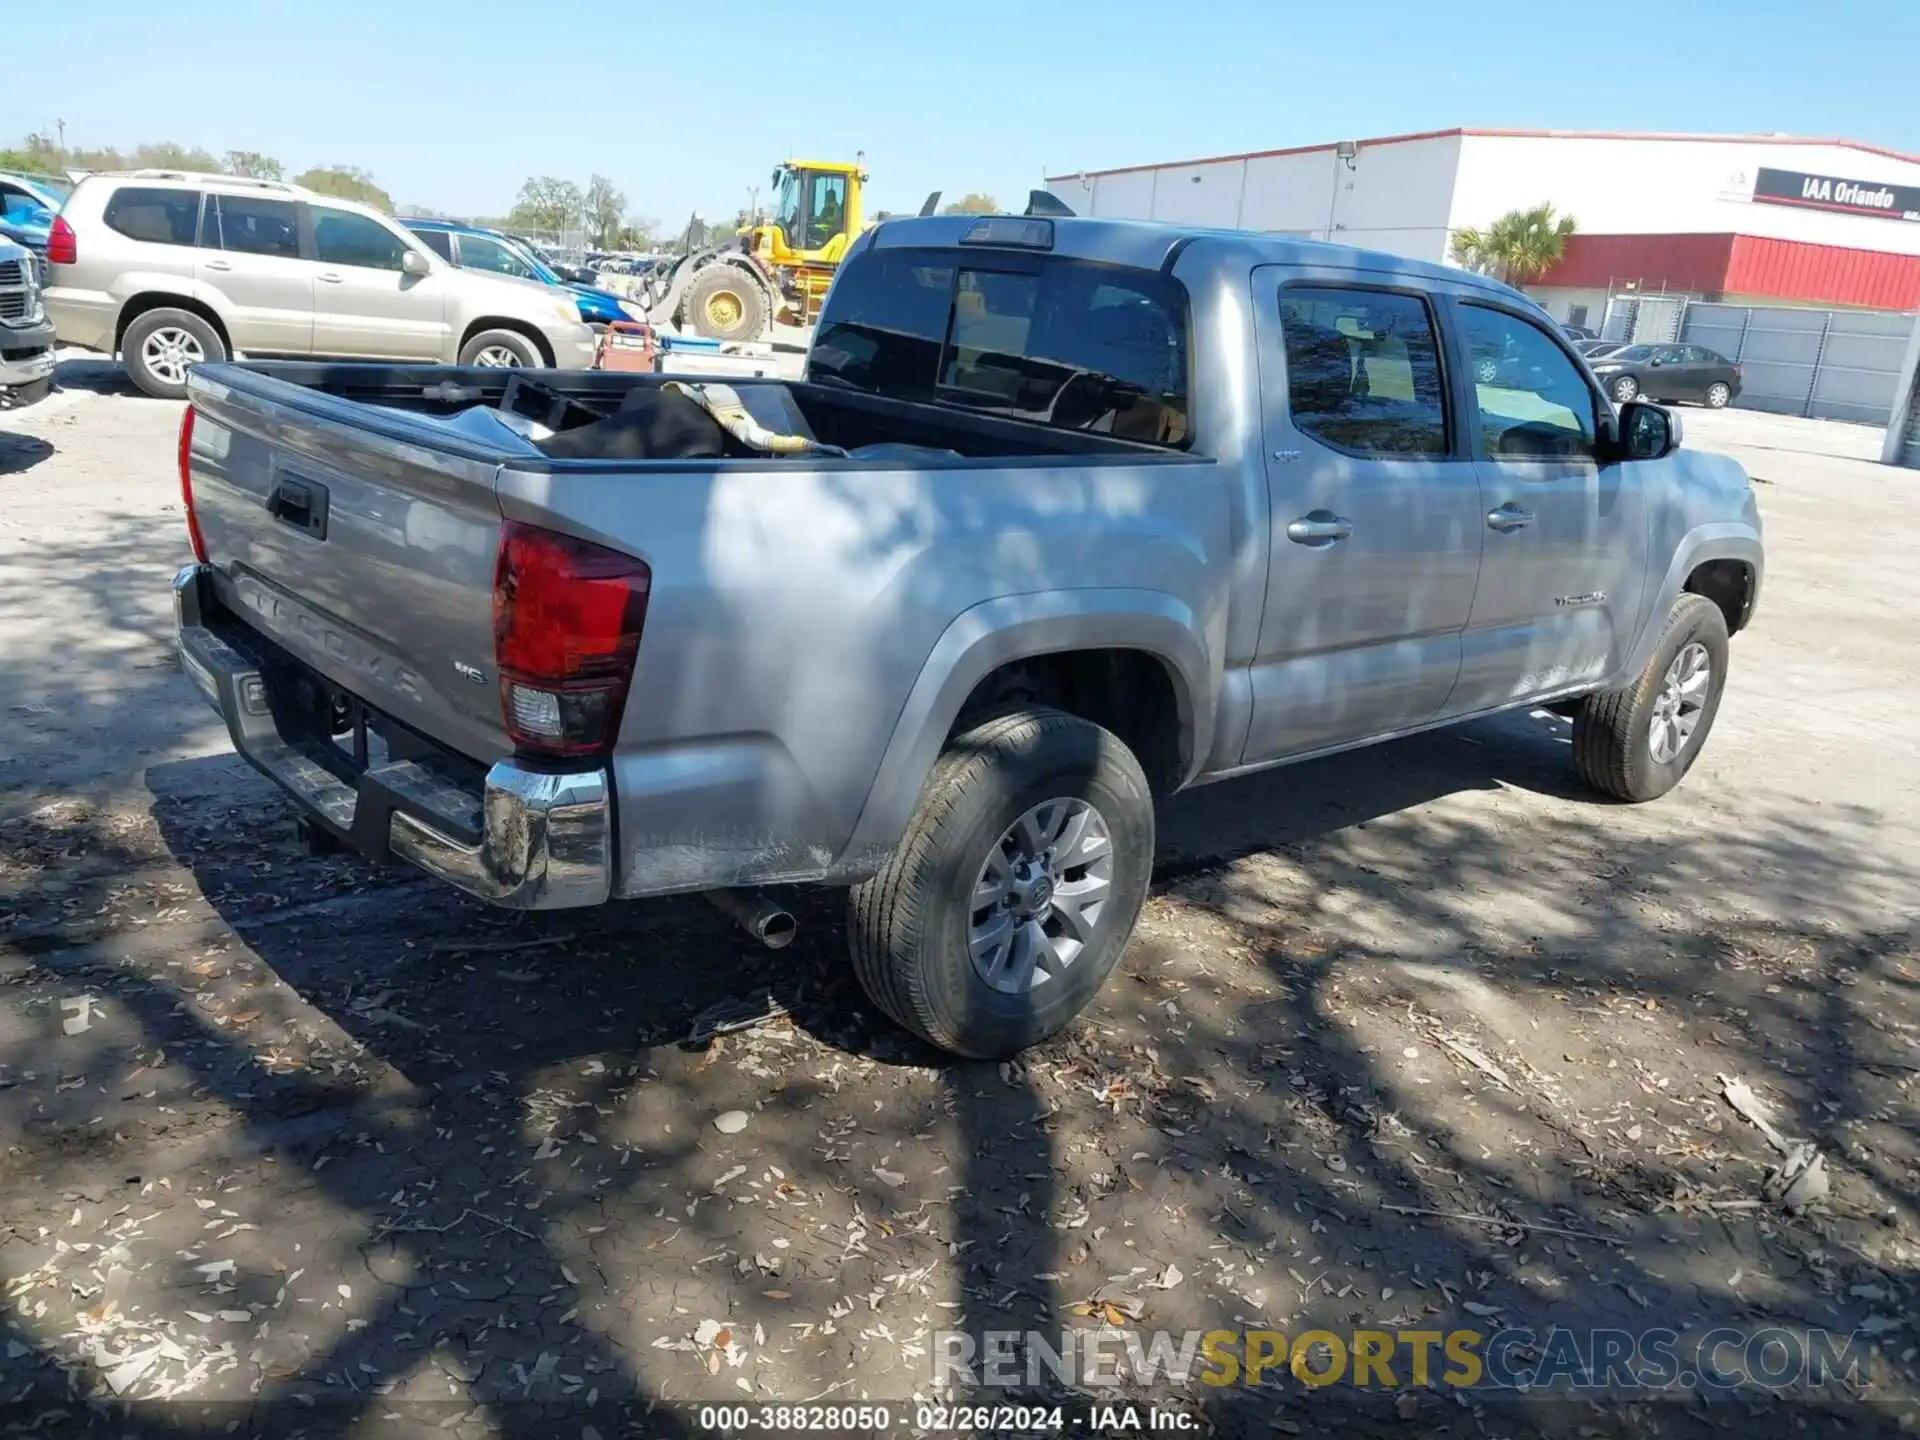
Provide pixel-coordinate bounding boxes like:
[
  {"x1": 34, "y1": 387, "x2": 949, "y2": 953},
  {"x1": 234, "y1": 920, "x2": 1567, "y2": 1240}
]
[
  {"x1": 459, "y1": 329, "x2": 543, "y2": 368},
  {"x1": 848, "y1": 708, "x2": 1154, "y2": 1058},
  {"x1": 123, "y1": 309, "x2": 226, "y2": 400}
]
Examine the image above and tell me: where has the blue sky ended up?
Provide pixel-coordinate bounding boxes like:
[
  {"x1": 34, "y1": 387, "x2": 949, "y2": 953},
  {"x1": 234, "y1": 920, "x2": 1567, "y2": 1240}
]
[{"x1": 10, "y1": 0, "x2": 1918, "y2": 224}]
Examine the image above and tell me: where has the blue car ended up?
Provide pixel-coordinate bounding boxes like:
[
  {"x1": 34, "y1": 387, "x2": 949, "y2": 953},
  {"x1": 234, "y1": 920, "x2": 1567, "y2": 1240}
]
[
  {"x1": 0, "y1": 172, "x2": 70, "y2": 258},
  {"x1": 402, "y1": 219, "x2": 640, "y2": 330}
]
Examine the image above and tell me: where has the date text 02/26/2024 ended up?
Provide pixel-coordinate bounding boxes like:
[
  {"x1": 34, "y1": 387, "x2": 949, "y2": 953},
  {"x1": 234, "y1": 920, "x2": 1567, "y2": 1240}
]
[{"x1": 694, "y1": 1403, "x2": 1198, "y2": 1433}]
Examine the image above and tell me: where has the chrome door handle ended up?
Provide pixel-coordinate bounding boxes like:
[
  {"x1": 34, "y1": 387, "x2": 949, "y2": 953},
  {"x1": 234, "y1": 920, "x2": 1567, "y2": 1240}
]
[
  {"x1": 203, "y1": 259, "x2": 233, "y2": 272},
  {"x1": 1286, "y1": 512, "x2": 1354, "y2": 546},
  {"x1": 1486, "y1": 505, "x2": 1533, "y2": 533},
  {"x1": 316, "y1": 272, "x2": 344, "y2": 284}
]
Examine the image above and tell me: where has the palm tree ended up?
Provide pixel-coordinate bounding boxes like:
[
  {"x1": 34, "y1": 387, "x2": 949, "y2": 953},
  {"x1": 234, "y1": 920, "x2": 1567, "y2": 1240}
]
[{"x1": 1450, "y1": 203, "x2": 1577, "y2": 284}]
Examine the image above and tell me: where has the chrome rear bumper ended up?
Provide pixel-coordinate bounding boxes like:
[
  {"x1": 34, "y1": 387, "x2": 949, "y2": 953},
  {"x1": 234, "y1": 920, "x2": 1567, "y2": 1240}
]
[{"x1": 173, "y1": 563, "x2": 611, "y2": 910}]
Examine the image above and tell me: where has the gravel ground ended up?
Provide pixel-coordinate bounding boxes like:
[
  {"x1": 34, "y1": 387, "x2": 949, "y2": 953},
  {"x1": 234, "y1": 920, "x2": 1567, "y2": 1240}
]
[{"x1": 2, "y1": 364, "x2": 1918, "y2": 1438}]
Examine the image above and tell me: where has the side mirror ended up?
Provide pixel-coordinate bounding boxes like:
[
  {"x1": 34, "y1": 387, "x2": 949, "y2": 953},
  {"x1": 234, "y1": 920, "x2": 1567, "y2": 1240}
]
[
  {"x1": 1615, "y1": 400, "x2": 1681, "y2": 461},
  {"x1": 402, "y1": 249, "x2": 432, "y2": 278}
]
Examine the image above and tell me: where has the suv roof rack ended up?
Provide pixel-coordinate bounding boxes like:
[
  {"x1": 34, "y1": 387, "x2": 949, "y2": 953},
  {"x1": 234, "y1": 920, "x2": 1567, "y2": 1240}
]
[{"x1": 122, "y1": 170, "x2": 299, "y2": 192}]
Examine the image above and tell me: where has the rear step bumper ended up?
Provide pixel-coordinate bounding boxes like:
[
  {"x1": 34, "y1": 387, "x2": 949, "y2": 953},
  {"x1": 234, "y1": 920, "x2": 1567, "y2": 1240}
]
[{"x1": 173, "y1": 563, "x2": 612, "y2": 910}]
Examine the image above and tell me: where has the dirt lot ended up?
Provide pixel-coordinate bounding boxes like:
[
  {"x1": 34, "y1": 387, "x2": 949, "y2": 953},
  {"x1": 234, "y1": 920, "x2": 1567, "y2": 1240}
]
[{"x1": 2, "y1": 367, "x2": 1918, "y2": 1438}]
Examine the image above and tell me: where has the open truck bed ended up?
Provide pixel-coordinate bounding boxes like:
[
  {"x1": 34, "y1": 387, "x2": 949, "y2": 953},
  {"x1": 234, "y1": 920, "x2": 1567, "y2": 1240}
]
[{"x1": 174, "y1": 356, "x2": 1222, "y2": 911}]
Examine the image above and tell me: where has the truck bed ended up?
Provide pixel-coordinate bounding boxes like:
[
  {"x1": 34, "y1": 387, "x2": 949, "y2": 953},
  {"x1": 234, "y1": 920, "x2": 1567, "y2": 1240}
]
[{"x1": 180, "y1": 360, "x2": 1226, "y2": 901}]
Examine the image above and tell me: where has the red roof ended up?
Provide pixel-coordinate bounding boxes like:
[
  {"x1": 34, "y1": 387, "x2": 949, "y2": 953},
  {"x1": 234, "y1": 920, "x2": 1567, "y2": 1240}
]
[
  {"x1": 1534, "y1": 232, "x2": 1920, "y2": 309},
  {"x1": 1046, "y1": 128, "x2": 1920, "y2": 183}
]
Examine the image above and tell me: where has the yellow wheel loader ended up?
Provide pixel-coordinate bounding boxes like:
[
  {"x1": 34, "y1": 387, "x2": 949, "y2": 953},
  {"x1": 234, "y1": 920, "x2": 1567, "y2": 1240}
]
[{"x1": 640, "y1": 159, "x2": 869, "y2": 344}]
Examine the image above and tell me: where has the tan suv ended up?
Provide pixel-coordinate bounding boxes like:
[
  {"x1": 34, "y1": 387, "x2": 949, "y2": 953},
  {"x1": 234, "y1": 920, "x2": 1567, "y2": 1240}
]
[{"x1": 43, "y1": 171, "x2": 597, "y2": 398}]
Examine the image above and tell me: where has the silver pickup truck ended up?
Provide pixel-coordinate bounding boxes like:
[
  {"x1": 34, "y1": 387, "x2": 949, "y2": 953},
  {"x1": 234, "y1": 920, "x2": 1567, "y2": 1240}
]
[{"x1": 173, "y1": 213, "x2": 1762, "y2": 1057}]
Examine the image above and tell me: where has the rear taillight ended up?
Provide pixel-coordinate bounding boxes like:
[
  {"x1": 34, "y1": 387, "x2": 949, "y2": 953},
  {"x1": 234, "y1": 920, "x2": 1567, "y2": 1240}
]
[
  {"x1": 492, "y1": 521, "x2": 650, "y2": 759},
  {"x1": 178, "y1": 406, "x2": 208, "y2": 564},
  {"x1": 47, "y1": 216, "x2": 76, "y2": 266}
]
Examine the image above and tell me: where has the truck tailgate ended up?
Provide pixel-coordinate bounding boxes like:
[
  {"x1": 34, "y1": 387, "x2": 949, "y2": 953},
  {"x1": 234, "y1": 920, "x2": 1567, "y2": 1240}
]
[{"x1": 185, "y1": 367, "x2": 511, "y2": 763}]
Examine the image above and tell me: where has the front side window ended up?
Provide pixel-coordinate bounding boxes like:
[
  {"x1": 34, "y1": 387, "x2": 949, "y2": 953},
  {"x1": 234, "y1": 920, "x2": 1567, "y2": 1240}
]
[
  {"x1": 313, "y1": 208, "x2": 408, "y2": 271},
  {"x1": 1278, "y1": 286, "x2": 1449, "y2": 457},
  {"x1": 102, "y1": 187, "x2": 201, "y2": 246},
  {"x1": 1, "y1": 187, "x2": 49, "y2": 225},
  {"x1": 811, "y1": 247, "x2": 1190, "y2": 447},
  {"x1": 1457, "y1": 304, "x2": 1597, "y2": 461},
  {"x1": 414, "y1": 228, "x2": 453, "y2": 260},
  {"x1": 212, "y1": 195, "x2": 299, "y2": 258},
  {"x1": 458, "y1": 233, "x2": 535, "y2": 279}
]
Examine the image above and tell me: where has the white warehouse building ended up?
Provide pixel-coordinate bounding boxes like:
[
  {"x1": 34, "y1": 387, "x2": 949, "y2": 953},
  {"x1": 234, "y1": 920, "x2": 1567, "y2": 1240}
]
[
  {"x1": 1045, "y1": 128, "x2": 1920, "y2": 311},
  {"x1": 1046, "y1": 127, "x2": 1920, "y2": 427}
]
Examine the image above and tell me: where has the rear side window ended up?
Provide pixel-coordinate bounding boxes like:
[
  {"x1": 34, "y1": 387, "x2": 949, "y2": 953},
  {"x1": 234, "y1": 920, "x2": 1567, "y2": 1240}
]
[
  {"x1": 811, "y1": 246, "x2": 1190, "y2": 447},
  {"x1": 414, "y1": 229, "x2": 454, "y2": 261},
  {"x1": 102, "y1": 187, "x2": 201, "y2": 247},
  {"x1": 313, "y1": 208, "x2": 408, "y2": 271},
  {"x1": 1278, "y1": 286, "x2": 1449, "y2": 457},
  {"x1": 210, "y1": 195, "x2": 300, "y2": 258}
]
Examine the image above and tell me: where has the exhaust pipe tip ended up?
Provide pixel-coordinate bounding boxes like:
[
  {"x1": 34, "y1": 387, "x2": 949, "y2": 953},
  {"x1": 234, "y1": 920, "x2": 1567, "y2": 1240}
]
[{"x1": 705, "y1": 888, "x2": 797, "y2": 950}]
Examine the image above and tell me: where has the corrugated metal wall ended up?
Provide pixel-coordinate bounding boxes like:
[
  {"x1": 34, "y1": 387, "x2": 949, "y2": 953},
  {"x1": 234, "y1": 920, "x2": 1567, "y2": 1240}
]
[
  {"x1": 1887, "y1": 323, "x2": 1920, "y2": 467},
  {"x1": 1679, "y1": 302, "x2": 1916, "y2": 425}
]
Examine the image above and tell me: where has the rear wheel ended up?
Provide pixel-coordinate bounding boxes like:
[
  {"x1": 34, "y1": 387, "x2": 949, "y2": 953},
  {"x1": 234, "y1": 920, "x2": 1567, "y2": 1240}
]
[
  {"x1": 122, "y1": 308, "x2": 226, "y2": 400},
  {"x1": 684, "y1": 266, "x2": 769, "y2": 343},
  {"x1": 458, "y1": 329, "x2": 543, "y2": 368},
  {"x1": 1705, "y1": 381, "x2": 1732, "y2": 409},
  {"x1": 848, "y1": 708, "x2": 1154, "y2": 1058},
  {"x1": 1610, "y1": 374, "x2": 1640, "y2": 403}
]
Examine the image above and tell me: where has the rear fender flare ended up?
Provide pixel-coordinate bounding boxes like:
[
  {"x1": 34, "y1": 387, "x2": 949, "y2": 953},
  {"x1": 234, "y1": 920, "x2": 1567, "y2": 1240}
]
[
  {"x1": 111, "y1": 278, "x2": 238, "y2": 348},
  {"x1": 833, "y1": 589, "x2": 1214, "y2": 872}
]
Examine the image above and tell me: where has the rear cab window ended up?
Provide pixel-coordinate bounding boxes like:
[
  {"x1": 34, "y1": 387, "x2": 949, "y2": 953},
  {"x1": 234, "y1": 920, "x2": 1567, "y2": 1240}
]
[
  {"x1": 810, "y1": 245, "x2": 1190, "y2": 447},
  {"x1": 102, "y1": 186, "x2": 202, "y2": 246}
]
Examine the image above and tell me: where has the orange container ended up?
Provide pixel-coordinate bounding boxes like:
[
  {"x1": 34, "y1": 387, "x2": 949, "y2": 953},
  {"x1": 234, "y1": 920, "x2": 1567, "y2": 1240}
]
[{"x1": 593, "y1": 320, "x2": 659, "y2": 372}]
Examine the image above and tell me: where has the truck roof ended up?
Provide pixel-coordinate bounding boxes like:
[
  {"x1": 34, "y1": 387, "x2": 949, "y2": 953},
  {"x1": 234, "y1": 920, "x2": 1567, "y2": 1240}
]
[{"x1": 868, "y1": 213, "x2": 1523, "y2": 304}]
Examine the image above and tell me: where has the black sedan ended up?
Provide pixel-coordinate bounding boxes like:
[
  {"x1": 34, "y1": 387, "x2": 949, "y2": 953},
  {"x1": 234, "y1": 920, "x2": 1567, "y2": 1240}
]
[{"x1": 1587, "y1": 343, "x2": 1742, "y2": 408}]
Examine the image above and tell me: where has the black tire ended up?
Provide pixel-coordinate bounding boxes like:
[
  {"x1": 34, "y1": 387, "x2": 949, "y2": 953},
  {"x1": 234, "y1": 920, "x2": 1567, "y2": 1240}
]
[
  {"x1": 848, "y1": 707, "x2": 1154, "y2": 1058},
  {"x1": 458, "y1": 328, "x2": 544, "y2": 368},
  {"x1": 122, "y1": 308, "x2": 226, "y2": 400},
  {"x1": 684, "y1": 265, "x2": 769, "y2": 343},
  {"x1": 1705, "y1": 382, "x2": 1732, "y2": 409},
  {"x1": 1610, "y1": 374, "x2": 1640, "y2": 403},
  {"x1": 1572, "y1": 593, "x2": 1730, "y2": 802}
]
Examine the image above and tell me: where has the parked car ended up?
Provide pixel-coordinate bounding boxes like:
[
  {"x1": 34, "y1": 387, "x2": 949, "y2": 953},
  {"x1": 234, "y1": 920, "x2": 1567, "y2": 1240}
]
[
  {"x1": 171, "y1": 215, "x2": 1762, "y2": 1057},
  {"x1": 0, "y1": 233, "x2": 56, "y2": 406},
  {"x1": 1587, "y1": 343, "x2": 1742, "y2": 407},
  {"x1": 1574, "y1": 338, "x2": 1626, "y2": 357},
  {"x1": 41, "y1": 171, "x2": 596, "y2": 399},
  {"x1": 1559, "y1": 322, "x2": 1599, "y2": 341},
  {"x1": 0, "y1": 171, "x2": 69, "y2": 261},
  {"x1": 402, "y1": 219, "x2": 644, "y2": 330}
]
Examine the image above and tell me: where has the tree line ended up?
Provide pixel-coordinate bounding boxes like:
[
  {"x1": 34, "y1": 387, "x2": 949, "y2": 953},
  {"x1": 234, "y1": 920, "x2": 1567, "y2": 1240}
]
[
  {"x1": 499, "y1": 174, "x2": 657, "y2": 251},
  {"x1": 0, "y1": 133, "x2": 396, "y2": 212}
]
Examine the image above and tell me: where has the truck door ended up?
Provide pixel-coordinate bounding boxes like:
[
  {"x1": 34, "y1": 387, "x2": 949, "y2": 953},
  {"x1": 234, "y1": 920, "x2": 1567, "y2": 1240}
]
[
  {"x1": 1442, "y1": 299, "x2": 1647, "y2": 714},
  {"x1": 1240, "y1": 270, "x2": 1484, "y2": 762}
]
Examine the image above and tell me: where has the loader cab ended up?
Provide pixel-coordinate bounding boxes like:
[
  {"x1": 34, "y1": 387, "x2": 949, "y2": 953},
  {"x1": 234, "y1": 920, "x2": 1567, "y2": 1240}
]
[{"x1": 768, "y1": 162, "x2": 863, "y2": 258}]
